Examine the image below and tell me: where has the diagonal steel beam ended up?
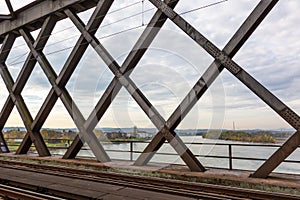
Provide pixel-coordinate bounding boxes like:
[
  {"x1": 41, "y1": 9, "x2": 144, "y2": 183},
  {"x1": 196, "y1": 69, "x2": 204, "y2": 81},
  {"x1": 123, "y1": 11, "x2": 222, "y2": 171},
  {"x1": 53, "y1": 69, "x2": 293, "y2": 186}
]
[
  {"x1": 0, "y1": 35, "x2": 49, "y2": 156},
  {"x1": 18, "y1": 0, "x2": 114, "y2": 161},
  {"x1": 0, "y1": 33, "x2": 15, "y2": 153},
  {"x1": 1, "y1": 17, "x2": 56, "y2": 152},
  {"x1": 0, "y1": 98, "x2": 14, "y2": 131},
  {"x1": 66, "y1": 7, "x2": 205, "y2": 172},
  {"x1": 0, "y1": 131, "x2": 9, "y2": 153},
  {"x1": 56, "y1": 0, "x2": 114, "y2": 88},
  {"x1": 0, "y1": 34, "x2": 15, "y2": 132},
  {"x1": 65, "y1": 0, "x2": 180, "y2": 159},
  {"x1": 0, "y1": 34, "x2": 14, "y2": 63},
  {"x1": 12, "y1": 16, "x2": 58, "y2": 154},
  {"x1": 33, "y1": 0, "x2": 114, "y2": 160},
  {"x1": 251, "y1": 130, "x2": 300, "y2": 178},
  {"x1": 135, "y1": 0, "x2": 280, "y2": 166},
  {"x1": 149, "y1": 0, "x2": 300, "y2": 178},
  {"x1": 0, "y1": 16, "x2": 57, "y2": 153},
  {"x1": 19, "y1": 28, "x2": 110, "y2": 162},
  {"x1": 5, "y1": 0, "x2": 15, "y2": 19},
  {"x1": 148, "y1": 0, "x2": 297, "y2": 129},
  {"x1": 33, "y1": 0, "x2": 113, "y2": 130}
]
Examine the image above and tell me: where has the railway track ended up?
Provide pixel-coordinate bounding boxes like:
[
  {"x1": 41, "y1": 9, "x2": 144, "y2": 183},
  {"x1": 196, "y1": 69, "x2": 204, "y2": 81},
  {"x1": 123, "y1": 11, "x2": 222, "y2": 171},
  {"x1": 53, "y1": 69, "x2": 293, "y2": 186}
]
[
  {"x1": 0, "y1": 159, "x2": 299, "y2": 200},
  {"x1": 0, "y1": 183, "x2": 65, "y2": 200}
]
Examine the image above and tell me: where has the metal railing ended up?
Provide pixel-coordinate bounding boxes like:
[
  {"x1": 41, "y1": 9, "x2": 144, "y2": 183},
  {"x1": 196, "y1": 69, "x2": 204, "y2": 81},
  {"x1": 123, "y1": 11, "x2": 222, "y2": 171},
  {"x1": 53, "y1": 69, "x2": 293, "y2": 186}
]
[{"x1": 4, "y1": 138, "x2": 300, "y2": 170}]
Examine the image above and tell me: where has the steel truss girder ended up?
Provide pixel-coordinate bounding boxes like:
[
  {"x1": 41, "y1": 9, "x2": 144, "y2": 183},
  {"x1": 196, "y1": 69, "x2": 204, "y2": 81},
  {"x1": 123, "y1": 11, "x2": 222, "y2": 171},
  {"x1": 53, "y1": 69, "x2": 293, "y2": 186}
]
[
  {"x1": 0, "y1": 42, "x2": 50, "y2": 156},
  {"x1": 64, "y1": 0, "x2": 205, "y2": 172},
  {"x1": 0, "y1": 0, "x2": 297, "y2": 177},
  {"x1": 0, "y1": 0, "x2": 99, "y2": 43},
  {"x1": 0, "y1": 15, "x2": 58, "y2": 156},
  {"x1": 135, "y1": 0, "x2": 280, "y2": 166},
  {"x1": 0, "y1": 16, "x2": 57, "y2": 155},
  {"x1": 148, "y1": 0, "x2": 300, "y2": 178},
  {"x1": 14, "y1": 16, "x2": 57, "y2": 154},
  {"x1": 63, "y1": 0, "x2": 178, "y2": 158},
  {"x1": 16, "y1": 0, "x2": 114, "y2": 162}
]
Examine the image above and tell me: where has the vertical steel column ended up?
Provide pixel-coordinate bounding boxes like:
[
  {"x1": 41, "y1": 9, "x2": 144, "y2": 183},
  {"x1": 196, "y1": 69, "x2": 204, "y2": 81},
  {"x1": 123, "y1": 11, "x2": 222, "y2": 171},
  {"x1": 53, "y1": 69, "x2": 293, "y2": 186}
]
[{"x1": 228, "y1": 144, "x2": 233, "y2": 170}]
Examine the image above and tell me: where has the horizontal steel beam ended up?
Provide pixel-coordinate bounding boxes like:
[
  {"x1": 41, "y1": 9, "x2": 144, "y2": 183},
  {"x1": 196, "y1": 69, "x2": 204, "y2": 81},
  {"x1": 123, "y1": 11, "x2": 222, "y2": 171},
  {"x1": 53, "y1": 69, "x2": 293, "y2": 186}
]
[
  {"x1": 0, "y1": 15, "x2": 12, "y2": 21},
  {"x1": 0, "y1": 0, "x2": 98, "y2": 43}
]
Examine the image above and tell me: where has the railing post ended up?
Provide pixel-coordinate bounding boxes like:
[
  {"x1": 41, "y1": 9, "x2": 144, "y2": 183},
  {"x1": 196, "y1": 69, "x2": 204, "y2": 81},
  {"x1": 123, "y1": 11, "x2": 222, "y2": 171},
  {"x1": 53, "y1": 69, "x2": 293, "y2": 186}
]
[
  {"x1": 229, "y1": 144, "x2": 233, "y2": 170},
  {"x1": 130, "y1": 141, "x2": 133, "y2": 161}
]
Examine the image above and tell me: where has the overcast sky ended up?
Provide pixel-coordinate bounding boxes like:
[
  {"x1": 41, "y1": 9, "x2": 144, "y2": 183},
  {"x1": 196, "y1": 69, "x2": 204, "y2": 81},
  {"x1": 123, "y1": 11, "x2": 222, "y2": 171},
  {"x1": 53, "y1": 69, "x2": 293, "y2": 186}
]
[{"x1": 1, "y1": 0, "x2": 300, "y2": 131}]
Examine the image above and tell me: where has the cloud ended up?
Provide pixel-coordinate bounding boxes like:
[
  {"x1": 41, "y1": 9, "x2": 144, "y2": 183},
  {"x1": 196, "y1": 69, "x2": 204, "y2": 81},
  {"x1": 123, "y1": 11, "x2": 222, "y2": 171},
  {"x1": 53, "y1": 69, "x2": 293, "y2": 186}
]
[
  {"x1": 1, "y1": 0, "x2": 300, "y2": 130},
  {"x1": 9, "y1": 0, "x2": 35, "y2": 10}
]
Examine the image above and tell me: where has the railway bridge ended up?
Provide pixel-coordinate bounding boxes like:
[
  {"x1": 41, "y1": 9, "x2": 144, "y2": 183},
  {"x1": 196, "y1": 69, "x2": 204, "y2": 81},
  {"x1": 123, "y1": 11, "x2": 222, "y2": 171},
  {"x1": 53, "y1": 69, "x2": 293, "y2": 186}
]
[{"x1": 0, "y1": 0, "x2": 299, "y2": 199}]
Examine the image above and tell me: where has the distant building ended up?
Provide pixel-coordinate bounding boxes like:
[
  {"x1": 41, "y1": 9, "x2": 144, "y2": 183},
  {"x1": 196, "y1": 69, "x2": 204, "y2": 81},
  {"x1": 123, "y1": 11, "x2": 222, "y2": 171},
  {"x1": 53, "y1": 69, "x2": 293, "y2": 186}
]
[
  {"x1": 136, "y1": 131, "x2": 152, "y2": 139},
  {"x1": 133, "y1": 126, "x2": 137, "y2": 137}
]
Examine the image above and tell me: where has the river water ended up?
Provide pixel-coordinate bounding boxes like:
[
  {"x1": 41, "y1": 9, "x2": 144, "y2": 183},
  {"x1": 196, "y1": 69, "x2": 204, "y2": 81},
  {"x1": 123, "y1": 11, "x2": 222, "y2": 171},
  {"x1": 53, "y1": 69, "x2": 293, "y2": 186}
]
[{"x1": 52, "y1": 136, "x2": 300, "y2": 174}]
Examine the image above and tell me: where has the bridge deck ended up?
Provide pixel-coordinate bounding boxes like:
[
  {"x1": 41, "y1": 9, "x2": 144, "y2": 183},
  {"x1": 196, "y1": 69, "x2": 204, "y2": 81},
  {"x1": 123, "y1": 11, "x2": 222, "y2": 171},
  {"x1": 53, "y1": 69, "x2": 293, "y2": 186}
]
[
  {"x1": 0, "y1": 153, "x2": 299, "y2": 196},
  {"x1": 0, "y1": 166, "x2": 198, "y2": 200}
]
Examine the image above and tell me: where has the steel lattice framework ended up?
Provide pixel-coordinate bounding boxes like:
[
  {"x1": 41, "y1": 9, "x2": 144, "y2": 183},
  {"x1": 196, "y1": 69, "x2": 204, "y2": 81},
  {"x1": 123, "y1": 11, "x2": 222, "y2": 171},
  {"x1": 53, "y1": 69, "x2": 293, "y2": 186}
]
[{"x1": 0, "y1": 0, "x2": 298, "y2": 178}]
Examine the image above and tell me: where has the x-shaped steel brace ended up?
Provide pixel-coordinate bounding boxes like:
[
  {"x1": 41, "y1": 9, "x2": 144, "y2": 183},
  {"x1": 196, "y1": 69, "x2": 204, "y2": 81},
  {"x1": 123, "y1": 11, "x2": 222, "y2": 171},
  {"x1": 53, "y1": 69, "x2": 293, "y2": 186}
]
[
  {"x1": 136, "y1": 0, "x2": 282, "y2": 165},
  {"x1": 147, "y1": 0, "x2": 300, "y2": 178},
  {"x1": 135, "y1": 0, "x2": 281, "y2": 167},
  {"x1": 64, "y1": 0, "x2": 206, "y2": 172},
  {"x1": 0, "y1": 16, "x2": 57, "y2": 156},
  {"x1": 0, "y1": 35, "x2": 50, "y2": 156},
  {"x1": 64, "y1": 0, "x2": 181, "y2": 159},
  {"x1": 16, "y1": 0, "x2": 114, "y2": 162}
]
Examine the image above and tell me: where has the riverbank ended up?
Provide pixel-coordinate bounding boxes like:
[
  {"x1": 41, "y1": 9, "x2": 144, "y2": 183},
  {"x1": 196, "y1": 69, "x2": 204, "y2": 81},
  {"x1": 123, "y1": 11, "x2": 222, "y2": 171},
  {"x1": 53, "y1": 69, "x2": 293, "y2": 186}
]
[{"x1": 202, "y1": 130, "x2": 276, "y2": 143}]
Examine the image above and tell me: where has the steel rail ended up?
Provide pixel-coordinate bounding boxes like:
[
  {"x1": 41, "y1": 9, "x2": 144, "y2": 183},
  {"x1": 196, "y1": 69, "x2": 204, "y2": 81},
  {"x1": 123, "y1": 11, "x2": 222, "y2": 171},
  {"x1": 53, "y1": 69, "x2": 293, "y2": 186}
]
[
  {"x1": 0, "y1": 183, "x2": 65, "y2": 200},
  {"x1": 0, "y1": 160, "x2": 298, "y2": 200},
  {"x1": 0, "y1": 164, "x2": 237, "y2": 200}
]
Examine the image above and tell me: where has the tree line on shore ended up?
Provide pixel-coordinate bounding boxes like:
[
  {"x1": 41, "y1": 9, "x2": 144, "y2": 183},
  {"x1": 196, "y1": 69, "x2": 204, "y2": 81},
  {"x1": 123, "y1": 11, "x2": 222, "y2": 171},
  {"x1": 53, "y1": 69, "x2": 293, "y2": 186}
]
[
  {"x1": 202, "y1": 130, "x2": 276, "y2": 143},
  {"x1": 4, "y1": 128, "x2": 291, "y2": 144}
]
